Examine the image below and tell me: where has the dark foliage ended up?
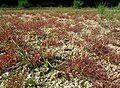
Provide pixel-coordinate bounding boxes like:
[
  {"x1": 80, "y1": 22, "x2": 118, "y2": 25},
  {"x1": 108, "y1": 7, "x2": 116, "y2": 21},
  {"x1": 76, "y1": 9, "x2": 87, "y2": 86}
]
[
  {"x1": 0, "y1": 0, "x2": 18, "y2": 7},
  {"x1": 81, "y1": 0, "x2": 119, "y2": 7},
  {"x1": 27, "y1": 0, "x2": 73, "y2": 7},
  {"x1": 0, "y1": 0, "x2": 119, "y2": 7}
]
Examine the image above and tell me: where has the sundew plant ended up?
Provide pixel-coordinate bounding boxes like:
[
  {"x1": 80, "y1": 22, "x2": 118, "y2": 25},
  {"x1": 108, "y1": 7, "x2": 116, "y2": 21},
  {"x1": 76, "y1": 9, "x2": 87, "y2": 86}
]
[{"x1": 0, "y1": 8, "x2": 120, "y2": 87}]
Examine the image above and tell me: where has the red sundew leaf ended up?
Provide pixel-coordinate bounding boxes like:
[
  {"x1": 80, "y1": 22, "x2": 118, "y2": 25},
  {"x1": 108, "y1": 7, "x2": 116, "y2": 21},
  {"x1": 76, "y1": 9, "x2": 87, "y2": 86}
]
[
  {"x1": 72, "y1": 26, "x2": 81, "y2": 33},
  {"x1": 36, "y1": 29, "x2": 45, "y2": 36},
  {"x1": 56, "y1": 42, "x2": 63, "y2": 47},
  {"x1": 25, "y1": 47, "x2": 32, "y2": 53},
  {"x1": 46, "y1": 37, "x2": 57, "y2": 47},
  {"x1": 73, "y1": 28, "x2": 81, "y2": 33},
  {"x1": 22, "y1": 22, "x2": 34, "y2": 31},
  {"x1": 0, "y1": 28, "x2": 15, "y2": 42},
  {"x1": 44, "y1": 51, "x2": 55, "y2": 60},
  {"x1": 56, "y1": 30, "x2": 66, "y2": 36},
  {"x1": 37, "y1": 21, "x2": 47, "y2": 27},
  {"x1": 65, "y1": 27, "x2": 73, "y2": 32},
  {"x1": 0, "y1": 32, "x2": 8, "y2": 41},
  {"x1": 31, "y1": 57, "x2": 40, "y2": 65},
  {"x1": 105, "y1": 51, "x2": 120, "y2": 65},
  {"x1": 54, "y1": 23, "x2": 63, "y2": 28},
  {"x1": 0, "y1": 55, "x2": 12, "y2": 63},
  {"x1": 0, "y1": 62, "x2": 3, "y2": 68},
  {"x1": 42, "y1": 40, "x2": 47, "y2": 47},
  {"x1": 0, "y1": 55, "x2": 12, "y2": 69},
  {"x1": 109, "y1": 79, "x2": 120, "y2": 88},
  {"x1": 63, "y1": 55, "x2": 108, "y2": 81}
]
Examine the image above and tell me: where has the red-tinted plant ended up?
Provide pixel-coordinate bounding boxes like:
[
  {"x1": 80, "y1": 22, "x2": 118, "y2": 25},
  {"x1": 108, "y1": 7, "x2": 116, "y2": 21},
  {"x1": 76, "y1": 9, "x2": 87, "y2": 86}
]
[
  {"x1": 6, "y1": 73, "x2": 25, "y2": 88},
  {"x1": 62, "y1": 54, "x2": 108, "y2": 81}
]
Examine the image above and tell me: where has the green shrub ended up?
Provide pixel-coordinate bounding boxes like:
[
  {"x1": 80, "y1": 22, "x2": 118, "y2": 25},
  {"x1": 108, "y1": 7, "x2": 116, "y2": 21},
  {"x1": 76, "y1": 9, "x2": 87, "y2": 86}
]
[
  {"x1": 73, "y1": 0, "x2": 83, "y2": 8},
  {"x1": 18, "y1": 0, "x2": 30, "y2": 8}
]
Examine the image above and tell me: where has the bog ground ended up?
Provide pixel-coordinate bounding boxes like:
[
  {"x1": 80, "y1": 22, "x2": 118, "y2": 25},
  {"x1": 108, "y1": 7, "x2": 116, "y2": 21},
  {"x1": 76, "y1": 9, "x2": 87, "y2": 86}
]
[{"x1": 0, "y1": 8, "x2": 120, "y2": 88}]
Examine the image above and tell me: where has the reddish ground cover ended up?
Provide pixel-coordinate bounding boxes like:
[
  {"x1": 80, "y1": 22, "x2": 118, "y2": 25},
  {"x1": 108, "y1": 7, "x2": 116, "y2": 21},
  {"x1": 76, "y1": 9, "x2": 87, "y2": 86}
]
[{"x1": 0, "y1": 9, "x2": 120, "y2": 87}]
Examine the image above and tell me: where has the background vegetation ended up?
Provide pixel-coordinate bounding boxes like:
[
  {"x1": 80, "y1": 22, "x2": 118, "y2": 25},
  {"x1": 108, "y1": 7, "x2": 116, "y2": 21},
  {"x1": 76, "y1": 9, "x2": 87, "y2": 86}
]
[{"x1": 0, "y1": 0, "x2": 119, "y2": 8}]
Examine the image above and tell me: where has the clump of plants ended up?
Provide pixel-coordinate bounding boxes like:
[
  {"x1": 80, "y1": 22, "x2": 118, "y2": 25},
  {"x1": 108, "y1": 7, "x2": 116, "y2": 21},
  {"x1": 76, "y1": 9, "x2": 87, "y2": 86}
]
[{"x1": 73, "y1": 0, "x2": 83, "y2": 8}]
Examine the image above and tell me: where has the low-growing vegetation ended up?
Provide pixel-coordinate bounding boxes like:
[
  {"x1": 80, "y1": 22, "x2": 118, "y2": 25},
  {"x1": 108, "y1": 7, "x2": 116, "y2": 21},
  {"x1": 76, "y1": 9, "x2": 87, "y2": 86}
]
[{"x1": 0, "y1": 8, "x2": 120, "y2": 87}]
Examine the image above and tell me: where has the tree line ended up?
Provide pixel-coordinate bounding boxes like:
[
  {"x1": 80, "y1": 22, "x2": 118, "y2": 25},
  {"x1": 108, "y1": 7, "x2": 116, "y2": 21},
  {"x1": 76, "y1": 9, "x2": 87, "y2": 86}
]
[{"x1": 0, "y1": 0, "x2": 119, "y2": 7}]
